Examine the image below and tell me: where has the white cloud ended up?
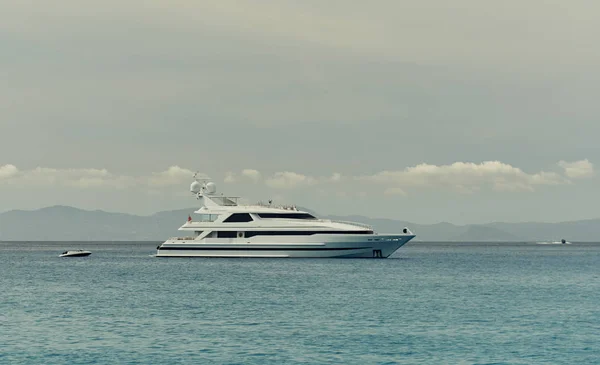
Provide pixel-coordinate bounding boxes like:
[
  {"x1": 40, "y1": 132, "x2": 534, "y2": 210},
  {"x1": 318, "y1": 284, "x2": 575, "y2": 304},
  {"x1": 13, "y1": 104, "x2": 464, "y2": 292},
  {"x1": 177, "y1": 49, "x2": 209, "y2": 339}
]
[
  {"x1": 224, "y1": 169, "x2": 262, "y2": 183},
  {"x1": 241, "y1": 169, "x2": 262, "y2": 183},
  {"x1": 213, "y1": 160, "x2": 591, "y2": 194},
  {"x1": 558, "y1": 159, "x2": 594, "y2": 179},
  {"x1": 0, "y1": 164, "x2": 19, "y2": 179},
  {"x1": 0, "y1": 165, "x2": 194, "y2": 190},
  {"x1": 328, "y1": 172, "x2": 343, "y2": 182},
  {"x1": 229, "y1": 169, "x2": 342, "y2": 188},
  {"x1": 13, "y1": 167, "x2": 129, "y2": 188},
  {"x1": 265, "y1": 172, "x2": 317, "y2": 189},
  {"x1": 148, "y1": 166, "x2": 194, "y2": 187},
  {"x1": 358, "y1": 161, "x2": 567, "y2": 193},
  {"x1": 0, "y1": 160, "x2": 592, "y2": 197}
]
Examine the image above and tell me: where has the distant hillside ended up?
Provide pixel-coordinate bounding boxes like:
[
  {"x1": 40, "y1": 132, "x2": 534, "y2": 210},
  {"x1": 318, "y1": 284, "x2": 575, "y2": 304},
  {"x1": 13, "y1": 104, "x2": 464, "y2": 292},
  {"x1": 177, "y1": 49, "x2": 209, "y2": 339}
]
[
  {"x1": 452, "y1": 225, "x2": 519, "y2": 242},
  {"x1": 0, "y1": 205, "x2": 196, "y2": 241},
  {"x1": 0, "y1": 205, "x2": 599, "y2": 241}
]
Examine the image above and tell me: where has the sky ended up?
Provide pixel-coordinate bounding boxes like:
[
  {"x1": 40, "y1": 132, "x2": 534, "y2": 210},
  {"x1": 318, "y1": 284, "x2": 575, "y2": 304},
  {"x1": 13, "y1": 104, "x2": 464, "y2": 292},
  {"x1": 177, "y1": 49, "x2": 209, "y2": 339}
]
[{"x1": 1, "y1": 1, "x2": 599, "y2": 224}]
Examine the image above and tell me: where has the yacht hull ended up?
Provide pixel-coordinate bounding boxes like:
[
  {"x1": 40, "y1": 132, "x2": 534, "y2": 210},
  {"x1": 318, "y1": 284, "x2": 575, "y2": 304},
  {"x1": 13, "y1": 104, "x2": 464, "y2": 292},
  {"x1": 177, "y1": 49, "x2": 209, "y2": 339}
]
[{"x1": 156, "y1": 234, "x2": 415, "y2": 258}]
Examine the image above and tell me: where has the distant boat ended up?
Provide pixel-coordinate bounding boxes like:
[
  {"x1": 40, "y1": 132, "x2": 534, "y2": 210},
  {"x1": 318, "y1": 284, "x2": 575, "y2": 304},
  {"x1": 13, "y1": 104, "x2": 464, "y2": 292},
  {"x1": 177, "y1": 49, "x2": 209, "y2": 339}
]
[
  {"x1": 553, "y1": 239, "x2": 571, "y2": 244},
  {"x1": 535, "y1": 239, "x2": 571, "y2": 245},
  {"x1": 59, "y1": 250, "x2": 91, "y2": 257}
]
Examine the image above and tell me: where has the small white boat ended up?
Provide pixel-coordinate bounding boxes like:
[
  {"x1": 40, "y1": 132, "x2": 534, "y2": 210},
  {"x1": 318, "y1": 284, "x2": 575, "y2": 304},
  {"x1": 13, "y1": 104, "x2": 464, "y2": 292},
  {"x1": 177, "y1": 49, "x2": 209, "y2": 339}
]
[
  {"x1": 59, "y1": 250, "x2": 92, "y2": 257},
  {"x1": 535, "y1": 239, "x2": 571, "y2": 245}
]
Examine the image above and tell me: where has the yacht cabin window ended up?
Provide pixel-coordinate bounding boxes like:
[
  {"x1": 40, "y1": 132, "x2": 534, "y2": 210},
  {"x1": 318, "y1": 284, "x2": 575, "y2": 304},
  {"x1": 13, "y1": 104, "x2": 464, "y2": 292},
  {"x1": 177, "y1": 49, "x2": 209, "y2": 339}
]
[
  {"x1": 257, "y1": 213, "x2": 317, "y2": 220},
  {"x1": 223, "y1": 213, "x2": 253, "y2": 223},
  {"x1": 217, "y1": 231, "x2": 237, "y2": 238},
  {"x1": 212, "y1": 230, "x2": 374, "y2": 238},
  {"x1": 197, "y1": 214, "x2": 218, "y2": 222}
]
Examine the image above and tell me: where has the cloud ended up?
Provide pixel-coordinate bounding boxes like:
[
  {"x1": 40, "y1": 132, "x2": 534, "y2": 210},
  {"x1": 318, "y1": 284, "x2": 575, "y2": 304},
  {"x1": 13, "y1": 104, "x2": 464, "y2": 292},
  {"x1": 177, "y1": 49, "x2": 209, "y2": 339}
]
[
  {"x1": 12, "y1": 167, "x2": 130, "y2": 188},
  {"x1": 218, "y1": 160, "x2": 593, "y2": 194},
  {"x1": 0, "y1": 164, "x2": 19, "y2": 179},
  {"x1": 328, "y1": 172, "x2": 343, "y2": 182},
  {"x1": 4, "y1": 0, "x2": 597, "y2": 72},
  {"x1": 1, "y1": 160, "x2": 593, "y2": 196},
  {"x1": 148, "y1": 166, "x2": 194, "y2": 187},
  {"x1": 224, "y1": 169, "x2": 262, "y2": 184},
  {"x1": 357, "y1": 161, "x2": 568, "y2": 193},
  {"x1": 558, "y1": 159, "x2": 594, "y2": 179},
  {"x1": 241, "y1": 169, "x2": 262, "y2": 183},
  {"x1": 0, "y1": 165, "x2": 194, "y2": 190},
  {"x1": 265, "y1": 172, "x2": 317, "y2": 189},
  {"x1": 227, "y1": 169, "x2": 344, "y2": 188}
]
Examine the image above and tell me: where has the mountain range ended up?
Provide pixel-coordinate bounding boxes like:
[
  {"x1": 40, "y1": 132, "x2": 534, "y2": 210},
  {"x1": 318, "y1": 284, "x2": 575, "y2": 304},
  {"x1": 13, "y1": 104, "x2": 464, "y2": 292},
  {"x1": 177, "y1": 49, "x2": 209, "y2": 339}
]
[{"x1": 0, "y1": 205, "x2": 598, "y2": 242}]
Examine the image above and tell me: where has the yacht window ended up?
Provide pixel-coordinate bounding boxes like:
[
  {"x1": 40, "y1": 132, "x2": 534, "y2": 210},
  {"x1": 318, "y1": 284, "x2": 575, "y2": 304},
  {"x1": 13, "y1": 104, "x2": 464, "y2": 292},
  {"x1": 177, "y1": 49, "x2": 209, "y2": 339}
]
[
  {"x1": 257, "y1": 213, "x2": 316, "y2": 220},
  {"x1": 223, "y1": 213, "x2": 253, "y2": 223},
  {"x1": 245, "y1": 230, "x2": 373, "y2": 238},
  {"x1": 197, "y1": 214, "x2": 218, "y2": 222},
  {"x1": 217, "y1": 231, "x2": 237, "y2": 238}
]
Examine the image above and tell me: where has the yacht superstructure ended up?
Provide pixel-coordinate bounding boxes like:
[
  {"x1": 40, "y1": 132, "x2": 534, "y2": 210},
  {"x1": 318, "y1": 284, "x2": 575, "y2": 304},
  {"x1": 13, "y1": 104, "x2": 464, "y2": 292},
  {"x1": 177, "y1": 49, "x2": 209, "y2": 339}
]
[{"x1": 155, "y1": 174, "x2": 416, "y2": 258}]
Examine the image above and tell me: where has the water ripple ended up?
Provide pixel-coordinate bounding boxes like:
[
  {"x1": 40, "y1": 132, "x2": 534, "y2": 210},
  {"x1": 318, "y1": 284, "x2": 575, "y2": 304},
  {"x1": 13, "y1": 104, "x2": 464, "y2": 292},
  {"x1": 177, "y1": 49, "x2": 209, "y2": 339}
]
[{"x1": 1, "y1": 241, "x2": 599, "y2": 364}]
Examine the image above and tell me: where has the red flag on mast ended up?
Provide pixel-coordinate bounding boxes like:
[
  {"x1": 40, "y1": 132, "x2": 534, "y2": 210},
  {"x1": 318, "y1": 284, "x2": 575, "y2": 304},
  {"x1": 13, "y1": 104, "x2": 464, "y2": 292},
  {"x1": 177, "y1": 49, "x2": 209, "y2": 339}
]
[{"x1": 188, "y1": 215, "x2": 192, "y2": 222}]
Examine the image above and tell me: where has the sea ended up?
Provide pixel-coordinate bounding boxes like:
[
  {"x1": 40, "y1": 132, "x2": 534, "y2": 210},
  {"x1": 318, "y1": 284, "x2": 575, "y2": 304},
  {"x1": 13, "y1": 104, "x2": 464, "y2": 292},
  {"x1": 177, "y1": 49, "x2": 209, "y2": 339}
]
[{"x1": 1, "y1": 241, "x2": 599, "y2": 365}]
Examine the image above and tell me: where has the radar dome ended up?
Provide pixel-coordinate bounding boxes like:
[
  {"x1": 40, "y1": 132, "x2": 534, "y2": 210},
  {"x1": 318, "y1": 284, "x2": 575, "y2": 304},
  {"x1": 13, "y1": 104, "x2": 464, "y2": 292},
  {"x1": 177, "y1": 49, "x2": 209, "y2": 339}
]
[
  {"x1": 205, "y1": 182, "x2": 217, "y2": 194},
  {"x1": 190, "y1": 181, "x2": 202, "y2": 194}
]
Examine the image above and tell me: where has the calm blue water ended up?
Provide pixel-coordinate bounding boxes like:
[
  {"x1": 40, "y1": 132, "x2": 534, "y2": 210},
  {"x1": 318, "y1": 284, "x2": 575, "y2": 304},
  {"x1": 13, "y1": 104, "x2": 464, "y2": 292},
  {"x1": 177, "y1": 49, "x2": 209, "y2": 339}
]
[{"x1": 1, "y1": 241, "x2": 599, "y2": 365}]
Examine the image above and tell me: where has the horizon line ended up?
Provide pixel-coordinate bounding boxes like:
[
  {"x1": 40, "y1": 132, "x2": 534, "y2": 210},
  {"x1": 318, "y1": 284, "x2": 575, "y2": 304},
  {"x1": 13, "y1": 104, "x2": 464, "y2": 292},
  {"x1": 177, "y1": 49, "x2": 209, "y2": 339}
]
[{"x1": 1, "y1": 204, "x2": 599, "y2": 227}]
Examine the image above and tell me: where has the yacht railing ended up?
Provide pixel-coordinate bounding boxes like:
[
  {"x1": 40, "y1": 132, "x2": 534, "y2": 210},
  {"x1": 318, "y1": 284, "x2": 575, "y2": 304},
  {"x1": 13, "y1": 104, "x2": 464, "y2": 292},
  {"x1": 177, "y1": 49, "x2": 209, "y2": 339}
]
[
  {"x1": 325, "y1": 219, "x2": 374, "y2": 230},
  {"x1": 255, "y1": 202, "x2": 299, "y2": 211},
  {"x1": 210, "y1": 196, "x2": 239, "y2": 206},
  {"x1": 169, "y1": 236, "x2": 196, "y2": 240}
]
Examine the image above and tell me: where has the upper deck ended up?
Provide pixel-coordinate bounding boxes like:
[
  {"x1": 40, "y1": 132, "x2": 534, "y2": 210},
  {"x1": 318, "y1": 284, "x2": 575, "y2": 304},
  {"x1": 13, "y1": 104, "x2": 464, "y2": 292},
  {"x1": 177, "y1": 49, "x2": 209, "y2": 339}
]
[{"x1": 186, "y1": 175, "x2": 374, "y2": 231}]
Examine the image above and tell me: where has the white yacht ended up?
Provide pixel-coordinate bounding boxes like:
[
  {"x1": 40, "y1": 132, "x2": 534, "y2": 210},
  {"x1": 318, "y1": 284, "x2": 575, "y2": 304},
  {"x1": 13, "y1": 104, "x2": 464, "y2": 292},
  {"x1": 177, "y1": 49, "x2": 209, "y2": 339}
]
[{"x1": 155, "y1": 174, "x2": 416, "y2": 258}]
